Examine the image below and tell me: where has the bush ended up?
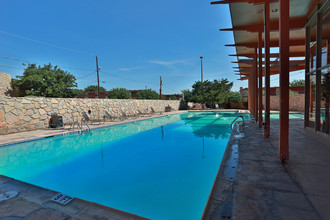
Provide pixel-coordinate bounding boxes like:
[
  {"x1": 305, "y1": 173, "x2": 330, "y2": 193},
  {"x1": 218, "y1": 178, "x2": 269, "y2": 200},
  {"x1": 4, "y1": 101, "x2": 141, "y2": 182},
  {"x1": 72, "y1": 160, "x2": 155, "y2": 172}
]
[
  {"x1": 137, "y1": 89, "x2": 159, "y2": 100},
  {"x1": 227, "y1": 92, "x2": 242, "y2": 103},
  {"x1": 109, "y1": 88, "x2": 130, "y2": 99}
]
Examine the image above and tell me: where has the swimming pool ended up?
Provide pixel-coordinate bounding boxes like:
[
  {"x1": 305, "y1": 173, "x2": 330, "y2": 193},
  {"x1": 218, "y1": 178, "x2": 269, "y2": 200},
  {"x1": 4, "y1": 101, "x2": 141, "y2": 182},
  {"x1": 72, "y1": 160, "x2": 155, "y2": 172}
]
[{"x1": 0, "y1": 111, "x2": 248, "y2": 219}]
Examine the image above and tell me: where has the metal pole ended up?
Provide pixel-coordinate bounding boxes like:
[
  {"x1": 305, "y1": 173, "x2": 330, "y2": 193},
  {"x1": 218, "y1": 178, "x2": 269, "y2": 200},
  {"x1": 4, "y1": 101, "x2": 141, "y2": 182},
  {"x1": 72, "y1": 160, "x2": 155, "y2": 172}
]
[
  {"x1": 200, "y1": 56, "x2": 204, "y2": 83},
  {"x1": 264, "y1": 2, "x2": 270, "y2": 137},
  {"x1": 96, "y1": 56, "x2": 100, "y2": 98},
  {"x1": 258, "y1": 31, "x2": 263, "y2": 128},
  {"x1": 160, "y1": 76, "x2": 163, "y2": 100},
  {"x1": 279, "y1": 0, "x2": 290, "y2": 161}
]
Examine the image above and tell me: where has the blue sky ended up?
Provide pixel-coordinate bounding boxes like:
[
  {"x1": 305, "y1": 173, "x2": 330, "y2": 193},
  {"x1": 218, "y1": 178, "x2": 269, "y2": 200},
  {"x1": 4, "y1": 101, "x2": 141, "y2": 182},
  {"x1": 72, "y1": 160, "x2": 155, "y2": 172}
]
[{"x1": 0, "y1": 0, "x2": 250, "y2": 93}]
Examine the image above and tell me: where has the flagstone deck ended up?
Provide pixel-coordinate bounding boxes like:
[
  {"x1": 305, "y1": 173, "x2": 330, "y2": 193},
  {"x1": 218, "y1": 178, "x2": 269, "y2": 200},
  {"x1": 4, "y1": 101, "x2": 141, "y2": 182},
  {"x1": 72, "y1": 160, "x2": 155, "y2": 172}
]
[{"x1": 204, "y1": 118, "x2": 330, "y2": 220}]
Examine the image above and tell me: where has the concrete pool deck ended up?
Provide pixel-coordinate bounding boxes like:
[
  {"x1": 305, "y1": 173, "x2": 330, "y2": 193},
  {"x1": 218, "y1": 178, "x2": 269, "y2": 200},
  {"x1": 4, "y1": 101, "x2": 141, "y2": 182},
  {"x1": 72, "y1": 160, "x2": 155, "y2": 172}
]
[{"x1": 204, "y1": 118, "x2": 330, "y2": 220}]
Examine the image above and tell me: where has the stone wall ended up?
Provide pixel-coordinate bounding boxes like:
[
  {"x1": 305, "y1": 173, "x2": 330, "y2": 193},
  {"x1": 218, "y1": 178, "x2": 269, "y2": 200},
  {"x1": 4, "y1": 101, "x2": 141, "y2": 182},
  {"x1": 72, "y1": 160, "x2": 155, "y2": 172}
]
[
  {"x1": 0, "y1": 97, "x2": 181, "y2": 135},
  {"x1": 267, "y1": 94, "x2": 305, "y2": 112},
  {"x1": 0, "y1": 72, "x2": 12, "y2": 97}
]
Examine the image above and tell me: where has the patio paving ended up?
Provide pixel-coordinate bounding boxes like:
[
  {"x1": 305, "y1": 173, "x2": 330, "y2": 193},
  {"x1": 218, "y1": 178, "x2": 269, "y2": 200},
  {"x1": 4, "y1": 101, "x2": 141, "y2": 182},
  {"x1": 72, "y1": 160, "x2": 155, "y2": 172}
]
[
  {"x1": 231, "y1": 119, "x2": 330, "y2": 219},
  {"x1": 203, "y1": 118, "x2": 330, "y2": 220}
]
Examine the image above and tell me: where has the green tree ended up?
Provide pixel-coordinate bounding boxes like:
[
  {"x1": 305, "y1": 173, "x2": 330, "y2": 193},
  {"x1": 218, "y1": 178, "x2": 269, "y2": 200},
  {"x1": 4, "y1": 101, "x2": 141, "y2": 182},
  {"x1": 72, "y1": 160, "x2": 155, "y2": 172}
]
[
  {"x1": 84, "y1": 85, "x2": 106, "y2": 93},
  {"x1": 190, "y1": 79, "x2": 233, "y2": 107},
  {"x1": 109, "y1": 88, "x2": 130, "y2": 99},
  {"x1": 182, "y1": 89, "x2": 193, "y2": 102},
  {"x1": 290, "y1": 79, "x2": 305, "y2": 87},
  {"x1": 137, "y1": 89, "x2": 159, "y2": 100},
  {"x1": 11, "y1": 63, "x2": 78, "y2": 97},
  {"x1": 169, "y1": 96, "x2": 178, "y2": 100},
  {"x1": 227, "y1": 92, "x2": 242, "y2": 103}
]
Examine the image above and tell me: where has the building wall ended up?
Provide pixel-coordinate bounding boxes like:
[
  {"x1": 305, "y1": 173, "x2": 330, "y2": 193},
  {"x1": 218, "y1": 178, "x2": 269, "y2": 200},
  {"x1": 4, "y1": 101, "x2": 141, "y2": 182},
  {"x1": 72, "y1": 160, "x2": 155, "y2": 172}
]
[
  {"x1": 0, "y1": 72, "x2": 12, "y2": 97},
  {"x1": 267, "y1": 94, "x2": 305, "y2": 112},
  {"x1": 0, "y1": 97, "x2": 181, "y2": 135}
]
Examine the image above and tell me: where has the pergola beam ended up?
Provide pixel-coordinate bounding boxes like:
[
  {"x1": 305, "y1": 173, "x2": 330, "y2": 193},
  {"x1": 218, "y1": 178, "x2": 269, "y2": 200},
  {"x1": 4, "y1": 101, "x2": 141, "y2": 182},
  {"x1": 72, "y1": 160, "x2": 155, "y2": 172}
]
[
  {"x1": 233, "y1": 60, "x2": 305, "y2": 65},
  {"x1": 211, "y1": 0, "x2": 277, "y2": 4},
  {"x1": 229, "y1": 51, "x2": 306, "y2": 58},
  {"x1": 220, "y1": 18, "x2": 305, "y2": 32},
  {"x1": 225, "y1": 39, "x2": 306, "y2": 48}
]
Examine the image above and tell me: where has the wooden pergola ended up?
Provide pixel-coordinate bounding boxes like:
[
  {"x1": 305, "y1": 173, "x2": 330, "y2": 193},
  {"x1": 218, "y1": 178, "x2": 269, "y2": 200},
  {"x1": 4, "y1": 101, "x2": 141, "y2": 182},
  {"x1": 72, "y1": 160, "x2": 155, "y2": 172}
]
[{"x1": 211, "y1": 0, "x2": 329, "y2": 161}]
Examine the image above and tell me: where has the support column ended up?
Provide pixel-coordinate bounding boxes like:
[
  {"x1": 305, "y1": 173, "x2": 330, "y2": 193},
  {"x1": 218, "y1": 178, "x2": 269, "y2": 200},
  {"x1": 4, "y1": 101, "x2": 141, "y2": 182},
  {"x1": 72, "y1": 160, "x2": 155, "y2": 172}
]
[
  {"x1": 258, "y1": 31, "x2": 263, "y2": 128},
  {"x1": 264, "y1": 2, "x2": 270, "y2": 137},
  {"x1": 310, "y1": 54, "x2": 314, "y2": 114},
  {"x1": 279, "y1": 0, "x2": 290, "y2": 161},
  {"x1": 248, "y1": 72, "x2": 255, "y2": 117},
  {"x1": 305, "y1": 25, "x2": 311, "y2": 127},
  {"x1": 315, "y1": 5, "x2": 322, "y2": 131},
  {"x1": 254, "y1": 48, "x2": 259, "y2": 121}
]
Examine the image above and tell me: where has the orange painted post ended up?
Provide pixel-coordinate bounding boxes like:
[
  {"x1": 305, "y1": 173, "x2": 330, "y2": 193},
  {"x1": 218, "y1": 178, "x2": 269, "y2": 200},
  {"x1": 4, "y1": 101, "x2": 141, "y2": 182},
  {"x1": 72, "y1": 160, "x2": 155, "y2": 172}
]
[
  {"x1": 264, "y1": 2, "x2": 270, "y2": 137},
  {"x1": 254, "y1": 48, "x2": 259, "y2": 122},
  {"x1": 310, "y1": 54, "x2": 314, "y2": 114},
  {"x1": 315, "y1": 5, "x2": 322, "y2": 132},
  {"x1": 258, "y1": 31, "x2": 263, "y2": 128},
  {"x1": 278, "y1": 0, "x2": 289, "y2": 161},
  {"x1": 305, "y1": 25, "x2": 310, "y2": 127}
]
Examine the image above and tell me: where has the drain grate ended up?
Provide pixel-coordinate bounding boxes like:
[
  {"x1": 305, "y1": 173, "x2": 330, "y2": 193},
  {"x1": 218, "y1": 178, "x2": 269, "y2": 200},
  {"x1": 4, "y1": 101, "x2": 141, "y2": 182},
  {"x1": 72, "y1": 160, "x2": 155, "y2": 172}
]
[
  {"x1": 51, "y1": 193, "x2": 73, "y2": 205},
  {"x1": 0, "y1": 191, "x2": 18, "y2": 202}
]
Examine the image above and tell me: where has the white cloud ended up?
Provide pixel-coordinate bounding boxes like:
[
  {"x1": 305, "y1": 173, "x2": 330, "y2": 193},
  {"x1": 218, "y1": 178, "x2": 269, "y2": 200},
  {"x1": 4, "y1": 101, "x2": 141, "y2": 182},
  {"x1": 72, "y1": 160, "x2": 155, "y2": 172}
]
[
  {"x1": 149, "y1": 59, "x2": 188, "y2": 67},
  {"x1": 119, "y1": 66, "x2": 142, "y2": 71}
]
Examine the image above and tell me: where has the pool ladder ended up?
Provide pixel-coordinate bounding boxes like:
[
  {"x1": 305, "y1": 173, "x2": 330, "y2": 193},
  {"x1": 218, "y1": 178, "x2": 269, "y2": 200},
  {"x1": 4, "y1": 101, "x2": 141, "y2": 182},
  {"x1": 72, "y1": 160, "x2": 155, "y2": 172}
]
[
  {"x1": 231, "y1": 115, "x2": 245, "y2": 130},
  {"x1": 72, "y1": 121, "x2": 90, "y2": 133}
]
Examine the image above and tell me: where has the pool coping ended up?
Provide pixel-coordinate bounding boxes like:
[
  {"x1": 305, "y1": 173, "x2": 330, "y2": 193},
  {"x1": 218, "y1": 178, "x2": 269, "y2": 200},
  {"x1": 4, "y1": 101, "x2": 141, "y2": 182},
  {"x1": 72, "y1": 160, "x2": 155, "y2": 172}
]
[{"x1": 201, "y1": 119, "x2": 247, "y2": 219}]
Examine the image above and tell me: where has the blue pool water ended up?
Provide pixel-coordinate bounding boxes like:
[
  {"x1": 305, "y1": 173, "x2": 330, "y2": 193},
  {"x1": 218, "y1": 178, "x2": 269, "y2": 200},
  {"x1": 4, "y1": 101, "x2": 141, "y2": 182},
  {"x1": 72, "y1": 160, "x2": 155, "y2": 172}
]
[{"x1": 0, "y1": 111, "x2": 249, "y2": 219}]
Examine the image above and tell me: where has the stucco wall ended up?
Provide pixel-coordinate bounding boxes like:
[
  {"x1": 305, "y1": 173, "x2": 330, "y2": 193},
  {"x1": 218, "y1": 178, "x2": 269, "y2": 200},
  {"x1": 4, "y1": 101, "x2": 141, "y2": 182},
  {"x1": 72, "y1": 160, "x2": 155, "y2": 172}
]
[
  {"x1": 0, "y1": 72, "x2": 12, "y2": 97},
  {"x1": 0, "y1": 97, "x2": 181, "y2": 135}
]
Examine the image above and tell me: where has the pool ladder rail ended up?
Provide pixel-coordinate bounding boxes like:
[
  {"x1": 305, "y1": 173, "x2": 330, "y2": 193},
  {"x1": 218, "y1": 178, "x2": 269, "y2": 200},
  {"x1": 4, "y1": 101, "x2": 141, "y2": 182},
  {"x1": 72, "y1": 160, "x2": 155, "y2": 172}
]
[
  {"x1": 231, "y1": 115, "x2": 245, "y2": 129},
  {"x1": 231, "y1": 115, "x2": 246, "y2": 139},
  {"x1": 72, "y1": 120, "x2": 90, "y2": 133}
]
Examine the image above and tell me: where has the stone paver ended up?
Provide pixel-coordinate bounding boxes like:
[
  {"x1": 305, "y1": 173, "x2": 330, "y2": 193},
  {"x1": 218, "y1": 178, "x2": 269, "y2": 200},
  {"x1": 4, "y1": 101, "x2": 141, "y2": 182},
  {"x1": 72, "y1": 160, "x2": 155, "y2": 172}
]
[
  {"x1": 203, "y1": 118, "x2": 330, "y2": 220},
  {"x1": 232, "y1": 119, "x2": 330, "y2": 220}
]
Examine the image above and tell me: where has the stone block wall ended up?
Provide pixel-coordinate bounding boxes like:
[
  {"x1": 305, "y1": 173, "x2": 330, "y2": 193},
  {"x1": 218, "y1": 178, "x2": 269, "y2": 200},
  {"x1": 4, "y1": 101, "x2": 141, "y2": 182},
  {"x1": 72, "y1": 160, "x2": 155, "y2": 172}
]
[
  {"x1": 267, "y1": 94, "x2": 305, "y2": 112},
  {"x1": 0, "y1": 97, "x2": 181, "y2": 135},
  {"x1": 0, "y1": 72, "x2": 12, "y2": 97}
]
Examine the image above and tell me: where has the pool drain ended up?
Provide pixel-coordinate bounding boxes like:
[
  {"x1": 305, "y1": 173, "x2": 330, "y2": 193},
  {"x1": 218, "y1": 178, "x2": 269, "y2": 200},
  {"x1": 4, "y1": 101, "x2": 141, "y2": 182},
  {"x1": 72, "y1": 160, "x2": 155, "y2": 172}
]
[
  {"x1": 0, "y1": 191, "x2": 18, "y2": 202},
  {"x1": 51, "y1": 193, "x2": 73, "y2": 205}
]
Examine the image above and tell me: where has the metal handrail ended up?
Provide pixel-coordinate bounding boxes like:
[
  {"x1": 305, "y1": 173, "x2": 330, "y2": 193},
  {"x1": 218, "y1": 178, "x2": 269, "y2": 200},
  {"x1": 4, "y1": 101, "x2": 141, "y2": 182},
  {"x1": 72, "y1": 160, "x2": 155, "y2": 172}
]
[
  {"x1": 231, "y1": 116, "x2": 245, "y2": 129},
  {"x1": 72, "y1": 121, "x2": 83, "y2": 132},
  {"x1": 81, "y1": 119, "x2": 90, "y2": 132}
]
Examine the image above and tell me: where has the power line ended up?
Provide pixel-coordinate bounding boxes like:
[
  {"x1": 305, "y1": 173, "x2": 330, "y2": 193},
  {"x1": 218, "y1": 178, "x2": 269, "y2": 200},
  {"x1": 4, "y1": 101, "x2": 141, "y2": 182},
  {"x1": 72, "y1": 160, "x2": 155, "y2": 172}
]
[
  {"x1": 0, "y1": 56, "x2": 94, "y2": 72},
  {"x1": 163, "y1": 85, "x2": 179, "y2": 93},
  {"x1": 76, "y1": 71, "x2": 96, "y2": 79},
  {"x1": 0, "y1": 30, "x2": 94, "y2": 56},
  {"x1": 0, "y1": 56, "x2": 28, "y2": 63},
  {"x1": 166, "y1": 62, "x2": 200, "y2": 84},
  {"x1": 0, "y1": 63, "x2": 25, "y2": 70},
  {"x1": 100, "y1": 70, "x2": 158, "y2": 87}
]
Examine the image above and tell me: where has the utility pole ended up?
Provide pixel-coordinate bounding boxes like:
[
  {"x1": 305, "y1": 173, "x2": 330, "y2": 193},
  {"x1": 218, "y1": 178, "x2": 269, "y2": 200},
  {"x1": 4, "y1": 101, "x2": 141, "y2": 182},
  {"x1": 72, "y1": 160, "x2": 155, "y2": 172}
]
[
  {"x1": 159, "y1": 76, "x2": 163, "y2": 100},
  {"x1": 200, "y1": 56, "x2": 203, "y2": 83},
  {"x1": 96, "y1": 56, "x2": 100, "y2": 98}
]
